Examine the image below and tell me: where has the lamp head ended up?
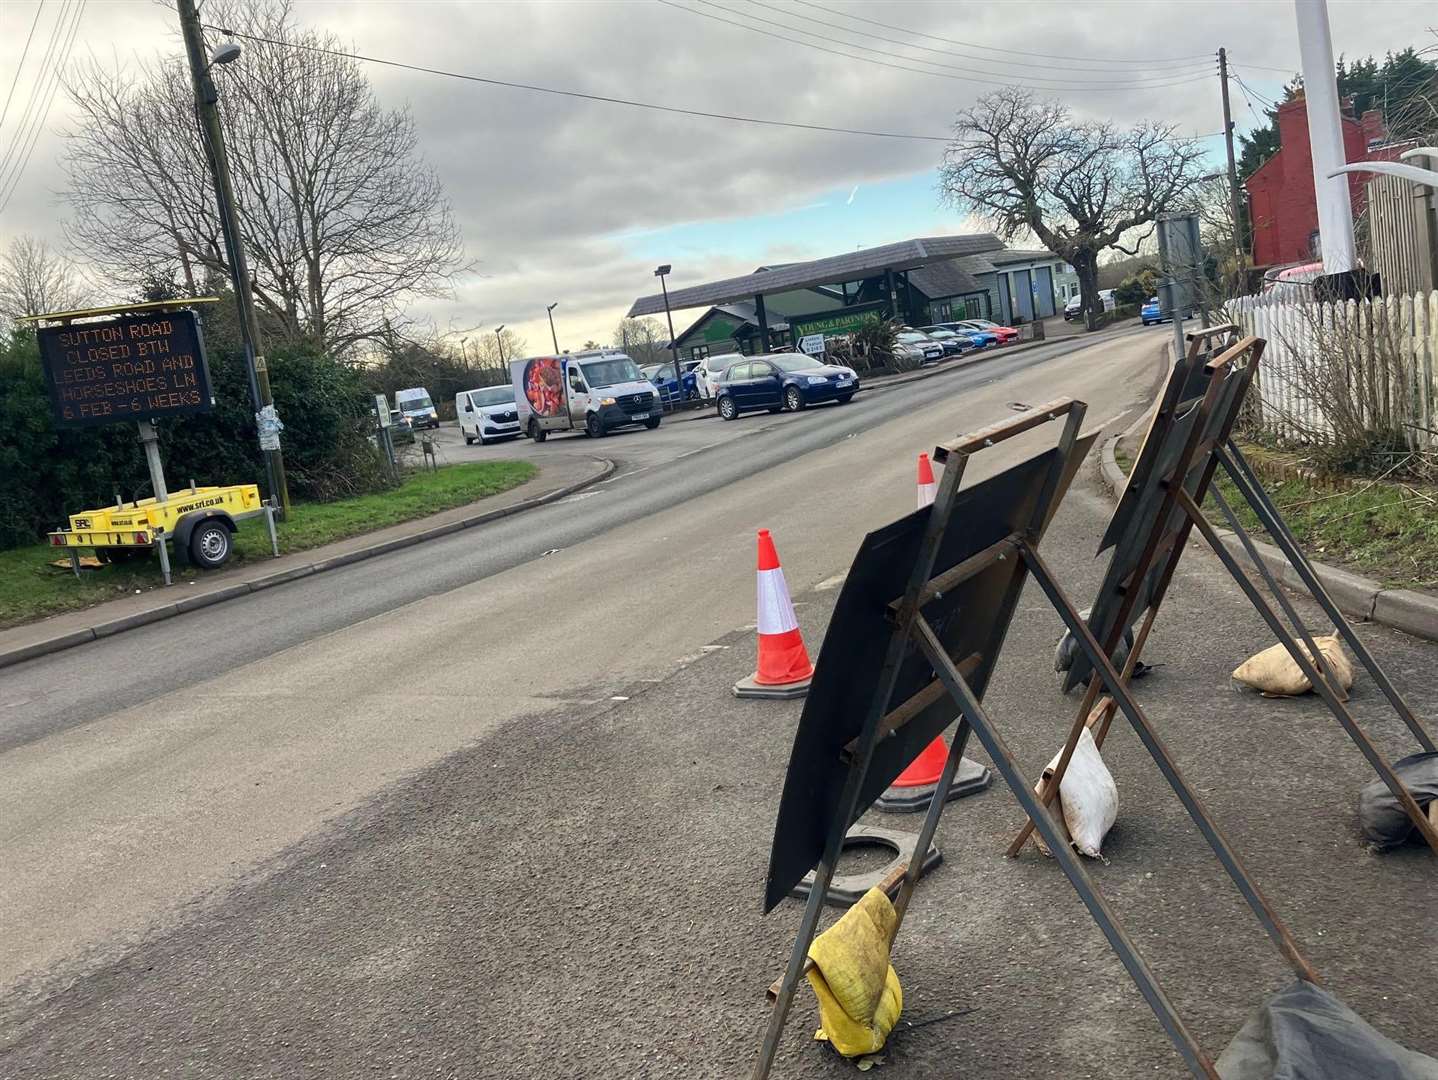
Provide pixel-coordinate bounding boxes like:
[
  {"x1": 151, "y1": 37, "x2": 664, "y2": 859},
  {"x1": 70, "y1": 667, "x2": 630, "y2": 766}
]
[
  {"x1": 654, "y1": 264, "x2": 671, "y2": 277},
  {"x1": 210, "y1": 41, "x2": 242, "y2": 66}
]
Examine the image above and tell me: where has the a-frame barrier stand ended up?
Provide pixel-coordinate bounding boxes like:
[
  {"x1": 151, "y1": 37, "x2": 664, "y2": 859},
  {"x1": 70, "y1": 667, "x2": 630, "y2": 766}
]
[
  {"x1": 1013, "y1": 327, "x2": 1438, "y2": 862},
  {"x1": 753, "y1": 398, "x2": 1320, "y2": 1080}
]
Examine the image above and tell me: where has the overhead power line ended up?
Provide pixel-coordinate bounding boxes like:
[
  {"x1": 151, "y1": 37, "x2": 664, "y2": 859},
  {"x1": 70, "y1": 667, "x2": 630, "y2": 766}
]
[
  {"x1": 204, "y1": 27, "x2": 956, "y2": 142},
  {"x1": 0, "y1": 0, "x2": 72, "y2": 181},
  {"x1": 211, "y1": 26, "x2": 1227, "y2": 149},
  {"x1": 786, "y1": 0, "x2": 1215, "y2": 69},
  {"x1": 742, "y1": 0, "x2": 1216, "y2": 78},
  {"x1": 662, "y1": 0, "x2": 1216, "y2": 92},
  {"x1": 0, "y1": 0, "x2": 85, "y2": 215},
  {"x1": 0, "y1": 0, "x2": 46, "y2": 132}
]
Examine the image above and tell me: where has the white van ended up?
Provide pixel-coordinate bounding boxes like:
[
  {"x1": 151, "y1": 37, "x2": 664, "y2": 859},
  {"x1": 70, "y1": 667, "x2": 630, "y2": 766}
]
[
  {"x1": 512, "y1": 350, "x2": 660, "y2": 441},
  {"x1": 457, "y1": 385, "x2": 521, "y2": 445},
  {"x1": 394, "y1": 386, "x2": 439, "y2": 429}
]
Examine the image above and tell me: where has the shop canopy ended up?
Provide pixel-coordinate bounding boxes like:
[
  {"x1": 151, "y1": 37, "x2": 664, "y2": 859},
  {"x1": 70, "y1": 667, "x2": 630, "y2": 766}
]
[{"x1": 627, "y1": 234, "x2": 1004, "y2": 318}]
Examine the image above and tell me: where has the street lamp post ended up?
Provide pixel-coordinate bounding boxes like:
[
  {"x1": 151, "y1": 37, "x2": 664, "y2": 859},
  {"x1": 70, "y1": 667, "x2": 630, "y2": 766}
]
[
  {"x1": 654, "y1": 264, "x2": 681, "y2": 407},
  {"x1": 495, "y1": 325, "x2": 507, "y2": 366},
  {"x1": 546, "y1": 302, "x2": 560, "y2": 353},
  {"x1": 460, "y1": 337, "x2": 470, "y2": 369},
  {"x1": 177, "y1": 0, "x2": 289, "y2": 516}
]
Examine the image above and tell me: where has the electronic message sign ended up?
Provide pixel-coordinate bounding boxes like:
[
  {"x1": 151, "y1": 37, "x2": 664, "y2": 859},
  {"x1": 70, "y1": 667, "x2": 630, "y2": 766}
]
[{"x1": 38, "y1": 310, "x2": 214, "y2": 428}]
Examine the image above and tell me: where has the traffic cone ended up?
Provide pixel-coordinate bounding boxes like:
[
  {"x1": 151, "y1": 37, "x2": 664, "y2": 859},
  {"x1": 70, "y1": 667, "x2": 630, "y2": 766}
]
[
  {"x1": 878, "y1": 452, "x2": 992, "y2": 811},
  {"x1": 876, "y1": 732, "x2": 992, "y2": 812},
  {"x1": 733, "y1": 529, "x2": 814, "y2": 699},
  {"x1": 917, "y1": 452, "x2": 937, "y2": 509}
]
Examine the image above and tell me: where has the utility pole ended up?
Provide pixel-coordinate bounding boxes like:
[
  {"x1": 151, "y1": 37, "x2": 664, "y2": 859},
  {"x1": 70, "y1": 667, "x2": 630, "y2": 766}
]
[
  {"x1": 177, "y1": 0, "x2": 289, "y2": 516},
  {"x1": 1218, "y1": 48, "x2": 1245, "y2": 262},
  {"x1": 1293, "y1": 0, "x2": 1356, "y2": 274}
]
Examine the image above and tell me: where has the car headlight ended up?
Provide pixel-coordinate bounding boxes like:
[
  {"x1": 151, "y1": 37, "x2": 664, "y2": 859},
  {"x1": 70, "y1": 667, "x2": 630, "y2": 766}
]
[
  {"x1": 600, "y1": 397, "x2": 616, "y2": 406},
  {"x1": 805, "y1": 376, "x2": 827, "y2": 385}
]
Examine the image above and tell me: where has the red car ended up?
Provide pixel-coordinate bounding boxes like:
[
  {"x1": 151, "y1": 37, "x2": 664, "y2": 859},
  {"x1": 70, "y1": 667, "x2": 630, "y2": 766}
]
[{"x1": 955, "y1": 318, "x2": 1019, "y2": 344}]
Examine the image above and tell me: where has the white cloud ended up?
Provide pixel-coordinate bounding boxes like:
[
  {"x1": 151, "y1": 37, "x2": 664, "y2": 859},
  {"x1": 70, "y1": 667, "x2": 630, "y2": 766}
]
[{"x1": 0, "y1": 0, "x2": 1431, "y2": 348}]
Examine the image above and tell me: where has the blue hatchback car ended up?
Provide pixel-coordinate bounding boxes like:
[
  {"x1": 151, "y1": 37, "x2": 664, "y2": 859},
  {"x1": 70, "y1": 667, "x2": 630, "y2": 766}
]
[
  {"x1": 1141, "y1": 297, "x2": 1163, "y2": 325},
  {"x1": 715, "y1": 353, "x2": 859, "y2": 419}
]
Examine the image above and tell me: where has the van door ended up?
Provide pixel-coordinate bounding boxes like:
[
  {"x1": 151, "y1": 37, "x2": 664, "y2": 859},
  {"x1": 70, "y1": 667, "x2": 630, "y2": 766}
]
[
  {"x1": 566, "y1": 364, "x2": 590, "y2": 424},
  {"x1": 459, "y1": 393, "x2": 475, "y2": 437}
]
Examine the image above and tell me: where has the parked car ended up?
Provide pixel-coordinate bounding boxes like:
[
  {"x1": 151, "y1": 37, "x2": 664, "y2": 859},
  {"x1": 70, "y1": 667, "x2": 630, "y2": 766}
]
[
  {"x1": 387, "y1": 409, "x2": 415, "y2": 445},
  {"x1": 917, "y1": 326, "x2": 972, "y2": 356},
  {"x1": 954, "y1": 318, "x2": 1019, "y2": 344},
  {"x1": 693, "y1": 352, "x2": 742, "y2": 399},
  {"x1": 640, "y1": 362, "x2": 700, "y2": 403},
  {"x1": 395, "y1": 386, "x2": 439, "y2": 429},
  {"x1": 457, "y1": 385, "x2": 521, "y2": 445},
  {"x1": 934, "y1": 322, "x2": 997, "y2": 348},
  {"x1": 714, "y1": 353, "x2": 859, "y2": 420},
  {"x1": 895, "y1": 331, "x2": 946, "y2": 365},
  {"x1": 1063, "y1": 295, "x2": 1083, "y2": 321},
  {"x1": 1141, "y1": 297, "x2": 1163, "y2": 325}
]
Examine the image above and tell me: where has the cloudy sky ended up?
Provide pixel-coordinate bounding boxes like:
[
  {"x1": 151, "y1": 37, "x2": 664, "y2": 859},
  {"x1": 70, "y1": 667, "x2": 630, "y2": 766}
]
[{"x1": 0, "y1": 0, "x2": 1432, "y2": 351}]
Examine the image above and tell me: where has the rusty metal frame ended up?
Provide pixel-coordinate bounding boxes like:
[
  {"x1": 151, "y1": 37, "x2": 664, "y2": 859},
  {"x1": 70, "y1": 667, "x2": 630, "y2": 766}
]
[
  {"x1": 1013, "y1": 330, "x2": 1438, "y2": 859},
  {"x1": 751, "y1": 398, "x2": 1317, "y2": 1080}
]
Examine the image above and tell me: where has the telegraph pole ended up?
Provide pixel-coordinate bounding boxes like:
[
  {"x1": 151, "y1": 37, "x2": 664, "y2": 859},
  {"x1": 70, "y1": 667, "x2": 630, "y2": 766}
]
[
  {"x1": 177, "y1": 0, "x2": 290, "y2": 516},
  {"x1": 1218, "y1": 48, "x2": 1245, "y2": 261}
]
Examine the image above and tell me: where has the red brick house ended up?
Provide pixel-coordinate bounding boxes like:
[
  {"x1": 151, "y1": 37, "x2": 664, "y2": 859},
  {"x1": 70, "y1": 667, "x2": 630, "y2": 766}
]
[{"x1": 1245, "y1": 96, "x2": 1399, "y2": 267}]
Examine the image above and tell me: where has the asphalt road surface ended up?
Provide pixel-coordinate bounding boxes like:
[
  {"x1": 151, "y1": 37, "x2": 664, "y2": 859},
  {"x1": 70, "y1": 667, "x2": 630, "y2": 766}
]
[{"x1": 6, "y1": 324, "x2": 1431, "y2": 1077}]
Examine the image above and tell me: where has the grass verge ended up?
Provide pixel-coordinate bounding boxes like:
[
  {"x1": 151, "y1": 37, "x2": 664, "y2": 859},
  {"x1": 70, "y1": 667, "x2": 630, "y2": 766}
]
[
  {"x1": 0, "y1": 460, "x2": 537, "y2": 630},
  {"x1": 1113, "y1": 442, "x2": 1438, "y2": 591}
]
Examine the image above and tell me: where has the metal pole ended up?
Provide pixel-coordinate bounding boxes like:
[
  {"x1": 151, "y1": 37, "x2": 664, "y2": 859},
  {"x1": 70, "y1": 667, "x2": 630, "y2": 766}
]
[
  {"x1": 658, "y1": 272, "x2": 680, "y2": 382},
  {"x1": 495, "y1": 326, "x2": 506, "y2": 366},
  {"x1": 1293, "y1": 0, "x2": 1356, "y2": 273},
  {"x1": 546, "y1": 302, "x2": 560, "y2": 353},
  {"x1": 136, "y1": 420, "x2": 170, "y2": 504},
  {"x1": 177, "y1": 0, "x2": 289, "y2": 517},
  {"x1": 1218, "y1": 48, "x2": 1244, "y2": 261}
]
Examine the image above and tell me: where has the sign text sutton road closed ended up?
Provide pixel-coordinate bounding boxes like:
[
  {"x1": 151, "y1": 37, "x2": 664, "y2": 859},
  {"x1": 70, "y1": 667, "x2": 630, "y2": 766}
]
[{"x1": 38, "y1": 310, "x2": 214, "y2": 428}]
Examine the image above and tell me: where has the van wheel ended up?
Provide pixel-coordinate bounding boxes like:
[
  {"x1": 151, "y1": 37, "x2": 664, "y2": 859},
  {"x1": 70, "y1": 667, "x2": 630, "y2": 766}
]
[
  {"x1": 644, "y1": 417, "x2": 661, "y2": 430},
  {"x1": 189, "y1": 521, "x2": 232, "y2": 569},
  {"x1": 528, "y1": 419, "x2": 547, "y2": 443},
  {"x1": 462, "y1": 430, "x2": 474, "y2": 445},
  {"x1": 586, "y1": 413, "x2": 605, "y2": 438}
]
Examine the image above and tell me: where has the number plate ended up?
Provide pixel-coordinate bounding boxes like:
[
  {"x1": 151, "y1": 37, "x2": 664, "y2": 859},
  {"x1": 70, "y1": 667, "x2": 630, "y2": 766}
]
[
  {"x1": 631, "y1": 411, "x2": 649, "y2": 420},
  {"x1": 837, "y1": 379, "x2": 853, "y2": 387}
]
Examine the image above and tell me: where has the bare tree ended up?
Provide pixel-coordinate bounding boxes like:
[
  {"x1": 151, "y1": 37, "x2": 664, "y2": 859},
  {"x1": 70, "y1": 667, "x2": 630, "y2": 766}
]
[
  {"x1": 61, "y1": 0, "x2": 464, "y2": 354},
  {"x1": 613, "y1": 316, "x2": 668, "y2": 365},
  {"x1": 940, "y1": 89, "x2": 1206, "y2": 327},
  {"x1": 0, "y1": 235, "x2": 84, "y2": 324},
  {"x1": 468, "y1": 327, "x2": 527, "y2": 370}
]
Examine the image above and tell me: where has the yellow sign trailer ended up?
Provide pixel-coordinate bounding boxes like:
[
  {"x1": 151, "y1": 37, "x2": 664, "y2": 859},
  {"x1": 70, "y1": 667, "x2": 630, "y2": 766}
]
[{"x1": 49, "y1": 483, "x2": 278, "y2": 586}]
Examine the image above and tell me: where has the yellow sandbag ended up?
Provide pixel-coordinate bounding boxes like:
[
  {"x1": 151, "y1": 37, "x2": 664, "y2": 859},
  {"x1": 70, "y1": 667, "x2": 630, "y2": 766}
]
[
  {"x1": 805, "y1": 887, "x2": 903, "y2": 1057},
  {"x1": 1232, "y1": 633, "x2": 1354, "y2": 697}
]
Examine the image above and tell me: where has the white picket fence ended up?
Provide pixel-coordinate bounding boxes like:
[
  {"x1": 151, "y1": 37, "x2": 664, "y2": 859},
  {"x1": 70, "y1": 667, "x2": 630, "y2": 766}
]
[{"x1": 1225, "y1": 290, "x2": 1438, "y2": 449}]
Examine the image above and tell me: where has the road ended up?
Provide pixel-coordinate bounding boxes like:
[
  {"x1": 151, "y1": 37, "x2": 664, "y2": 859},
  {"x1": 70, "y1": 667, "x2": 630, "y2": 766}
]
[{"x1": 15, "y1": 322, "x2": 1430, "y2": 1080}]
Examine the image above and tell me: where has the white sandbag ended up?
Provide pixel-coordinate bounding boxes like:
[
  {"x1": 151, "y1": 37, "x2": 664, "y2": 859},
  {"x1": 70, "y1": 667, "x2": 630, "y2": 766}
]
[
  {"x1": 1231, "y1": 633, "x2": 1354, "y2": 697},
  {"x1": 1033, "y1": 727, "x2": 1117, "y2": 859}
]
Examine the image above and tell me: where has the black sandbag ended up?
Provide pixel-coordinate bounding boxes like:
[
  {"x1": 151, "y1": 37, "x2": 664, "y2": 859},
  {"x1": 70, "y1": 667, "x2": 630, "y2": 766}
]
[
  {"x1": 1217, "y1": 980, "x2": 1438, "y2": 1079},
  {"x1": 1358, "y1": 751, "x2": 1438, "y2": 850}
]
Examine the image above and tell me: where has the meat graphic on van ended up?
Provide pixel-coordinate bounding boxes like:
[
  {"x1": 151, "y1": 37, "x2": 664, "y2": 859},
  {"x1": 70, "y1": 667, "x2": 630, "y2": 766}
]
[{"x1": 522, "y1": 357, "x2": 565, "y2": 418}]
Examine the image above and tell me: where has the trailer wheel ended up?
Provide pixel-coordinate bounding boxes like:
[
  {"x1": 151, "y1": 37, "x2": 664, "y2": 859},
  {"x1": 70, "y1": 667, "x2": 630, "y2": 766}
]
[{"x1": 189, "y1": 520, "x2": 233, "y2": 569}]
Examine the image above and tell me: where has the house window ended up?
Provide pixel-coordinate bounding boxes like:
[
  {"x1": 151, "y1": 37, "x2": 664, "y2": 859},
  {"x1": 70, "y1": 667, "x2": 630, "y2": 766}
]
[{"x1": 690, "y1": 345, "x2": 710, "y2": 361}]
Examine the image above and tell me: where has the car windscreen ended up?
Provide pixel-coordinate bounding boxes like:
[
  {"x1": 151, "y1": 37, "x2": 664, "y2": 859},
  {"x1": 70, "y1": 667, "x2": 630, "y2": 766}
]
[
  {"x1": 581, "y1": 359, "x2": 641, "y2": 387},
  {"x1": 471, "y1": 387, "x2": 513, "y2": 407},
  {"x1": 400, "y1": 396, "x2": 433, "y2": 410},
  {"x1": 923, "y1": 329, "x2": 956, "y2": 338},
  {"x1": 769, "y1": 354, "x2": 823, "y2": 373},
  {"x1": 896, "y1": 333, "x2": 928, "y2": 343}
]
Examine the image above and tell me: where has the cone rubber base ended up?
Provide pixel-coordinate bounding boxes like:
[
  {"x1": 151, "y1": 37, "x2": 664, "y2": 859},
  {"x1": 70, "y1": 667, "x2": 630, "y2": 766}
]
[
  {"x1": 790, "y1": 824, "x2": 941, "y2": 909},
  {"x1": 875, "y1": 756, "x2": 992, "y2": 813},
  {"x1": 733, "y1": 672, "x2": 811, "y2": 699}
]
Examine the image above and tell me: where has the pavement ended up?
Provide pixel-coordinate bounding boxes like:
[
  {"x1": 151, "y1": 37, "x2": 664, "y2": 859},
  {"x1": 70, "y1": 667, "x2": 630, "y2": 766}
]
[{"x1": 3, "y1": 321, "x2": 1432, "y2": 1078}]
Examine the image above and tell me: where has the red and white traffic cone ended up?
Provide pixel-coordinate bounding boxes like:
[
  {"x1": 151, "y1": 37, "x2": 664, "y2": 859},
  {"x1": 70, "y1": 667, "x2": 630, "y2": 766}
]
[
  {"x1": 733, "y1": 529, "x2": 814, "y2": 699},
  {"x1": 878, "y1": 452, "x2": 992, "y2": 810},
  {"x1": 917, "y1": 452, "x2": 937, "y2": 509}
]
